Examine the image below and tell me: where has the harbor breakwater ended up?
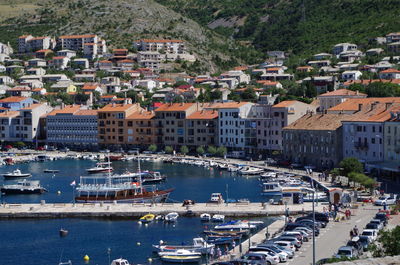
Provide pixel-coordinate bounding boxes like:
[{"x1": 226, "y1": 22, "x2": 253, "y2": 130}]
[{"x1": 0, "y1": 202, "x2": 325, "y2": 219}]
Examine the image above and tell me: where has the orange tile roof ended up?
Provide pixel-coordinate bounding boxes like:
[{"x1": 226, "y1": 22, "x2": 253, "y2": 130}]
[
  {"x1": 380, "y1": 68, "x2": 400, "y2": 74},
  {"x1": 32, "y1": 88, "x2": 45, "y2": 92},
  {"x1": 256, "y1": 80, "x2": 279, "y2": 86},
  {"x1": 8, "y1": 87, "x2": 31, "y2": 91},
  {"x1": 155, "y1": 103, "x2": 195, "y2": 112},
  {"x1": 99, "y1": 104, "x2": 138, "y2": 112},
  {"x1": 59, "y1": 34, "x2": 96, "y2": 39},
  {"x1": 101, "y1": 95, "x2": 116, "y2": 99},
  {"x1": 285, "y1": 113, "x2": 356, "y2": 130},
  {"x1": 319, "y1": 89, "x2": 367, "y2": 97},
  {"x1": 99, "y1": 60, "x2": 112, "y2": 63},
  {"x1": 82, "y1": 83, "x2": 100, "y2": 90},
  {"x1": 272, "y1": 100, "x2": 298, "y2": 108},
  {"x1": 20, "y1": 103, "x2": 43, "y2": 110},
  {"x1": 36, "y1": 49, "x2": 52, "y2": 53},
  {"x1": 118, "y1": 59, "x2": 134, "y2": 63},
  {"x1": 187, "y1": 110, "x2": 218, "y2": 120},
  {"x1": 266, "y1": 67, "x2": 281, "y2": 71},
  {"x1": 0, "y1": 96, "x2": 29, "y2": 103},
  {"x1": 127, "y1": 110, "x2": 155, "y2": 120},
  {"x1": 113, "y1": 49, "x2": 128, "y2": 52},
  {"x1": 47, "y1": 105, "x2": 81, "y2": 115},
  {"x1": 329, "y1": 97, "x2": 400, "y2": 112},
  {"x1": 234, "y1": 66, "x2": 248, "y2": 71},
  {"x1": 0, "y1": 111, "x2": 19, "y2": 117},
  {"x1": 31, "y1": 37, "x2": 47, "y2": 40},
  {"x1": 206, "y1": 102, "x2": 251, "y2": 109},
  {"x1": 52, "y1": 56, "x2": 66, "y2": 60},
  {"x1": 84, "y1": 43, "x2": 96, "y2": 46},
  {"x1": 76, "y1": 109, "x2": 97, "y2": 116}
]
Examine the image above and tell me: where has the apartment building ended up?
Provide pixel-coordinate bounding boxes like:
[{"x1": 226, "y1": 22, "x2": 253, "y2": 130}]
[
  {"x1": 46, "y1": 105, "x2": 98, "y2": 148},
  {"x1": 0, "y1": 111, "x2": 19, "y2": 141},
  {"x1": 98, "y1": 103, "x2": 141, "y2": 146},
  {"x1": 186, "y1": 109, "x2": 219, "y2": 148},
  {"x1": 205, "y1": 102, "x2": 255, "y2": 153},
  {"x1": 0, "y1": 96, "x2": 34, "y2": 111},
  {"x1": 137, "y1": 51, "x2": 161, "y2": 70},
  {"x1": 317, "y1": 89, "x2": 367, "y2": 112},
  {"x1": 154, "y1": 103, "x2": 199, "y2": 148},
  {"x1": 384, "y1": 110, "x2": 400, "y2": 163},
  {"x1": 18, "y1": 35, "x2": 54, "y2": 53},
  {"x1": 257, "y1": 99, "x2": 316, "y2": 152},
  {"x1": 125, "y1": 110, "x2": 157, "y2": 147},
  {"x1": 133, "y1": 39, "x2": 186, "y2": 54},
  {"x1": 57, "y1": 34, "x2": 107, "y2": 57},
  {"x1": 332, "y1": 43, "x2": 358, "y2": 56}
]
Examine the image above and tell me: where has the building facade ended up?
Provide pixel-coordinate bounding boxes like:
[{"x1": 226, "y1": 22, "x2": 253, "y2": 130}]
[
  {"x1": 46, "y1": 105, "x2": 98, "y2": 147},
  {"x1": 186, "y1": 110, "x2": 218, "y2": 148}
]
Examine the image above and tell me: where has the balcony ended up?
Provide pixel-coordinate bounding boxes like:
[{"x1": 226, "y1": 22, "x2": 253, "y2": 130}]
[{"x1": 354, "y1": 142, "x2": 368, "y2": 149}]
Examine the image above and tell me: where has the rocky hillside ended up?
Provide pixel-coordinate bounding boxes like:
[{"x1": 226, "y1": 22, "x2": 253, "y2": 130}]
[
  {"x1": 0, "y1": 0, "x2": 262, "y2": 72},
  {"x1": 156, "y1": 0, "x2": 400, "y2": 55}
]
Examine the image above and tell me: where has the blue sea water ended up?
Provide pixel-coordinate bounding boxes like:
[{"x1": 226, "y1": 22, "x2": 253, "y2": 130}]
[{"x1": 0, "y1": 159, "x2": 275, "y2": 265}]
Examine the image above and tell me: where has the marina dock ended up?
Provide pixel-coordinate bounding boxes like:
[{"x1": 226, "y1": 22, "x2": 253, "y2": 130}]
[{"x1": 0, "y1": 202, "x2": 324, "y2": 219}]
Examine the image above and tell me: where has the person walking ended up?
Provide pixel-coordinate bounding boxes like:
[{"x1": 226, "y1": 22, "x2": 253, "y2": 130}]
[
  {"x1": 350, "y1": 229, "x2": 354, "y2": 239},
  {"x1": 353, "y1": 225, "x2": 359, "y2": 236}
]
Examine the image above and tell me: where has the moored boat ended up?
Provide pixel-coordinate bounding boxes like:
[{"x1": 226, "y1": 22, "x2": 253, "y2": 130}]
[
  {"x1": 44, "y1": 169, "x2": 60, "y2": 173},
  {"x1": 1, "y1": 179, "x2": 47, "y2": 194},
  {"x1": 111, "y1": 258, "x2": 131, "y2": 265},
  {"x1": 140, "y1": 213, "x2": 155, "y2": 223},
  {"x1": 211, "y1": 214, "x2": 225, "y2": 222},
  {"x1": 200, "y1": 213, "x2": 211, "y2": 222},
  {"x1": 153, "y1": 238, "x2": 214, "y2": 254},
  {"x1": 159, "y1": 249, "x2": 201, "y2": 263},
  {"x1": 261, "y1": 182, "x2": 283, "y2": 196},
  {"x1": 239, "y1": 167, "x2": 264, "y2": 175},
  {"x1": 86, "y1": 162, "x2": 113, "y2": 174},
  {"x1": 3, "y1": 169, "x2": 31, "y2": 179},
  {"x1": 165, "y1": 212, "x2": 179, "y2": 222}
]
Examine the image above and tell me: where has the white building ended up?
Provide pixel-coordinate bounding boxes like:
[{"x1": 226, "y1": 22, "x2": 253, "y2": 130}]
[
  {"x1": 57, "y1": 34, "x2": 107, "y2": 57},
  {"x1": 317, "y1": 89, "x2": 367, "y2": 112},
  {"x1": 133, "y1": 39, "x2": 186, "y2": 54},
  {"x1": 132, "y1": 79, "x2": 157, "y2": 92},
  {"x1": 72, "y1": 58, "x2": 89, "y2": 69},
  {"x1": 332, "y1": 43, "x2": 358, "y2": 56},
  {"x1": 57, "y1": 49, "x2": 77, "y2": 58},
  {"x1": 379, "y1": 69, "x2": 400, "y2": 80},
  {"x1": 341, "y1": 70, "x2": 362, "y2": 81},
  {"x1": 0, "y1": 76, "x2": 15, "y2": 85},
  {"x1": 0, "y1": 42, "x2": 13, "y2": 55},
  {"x1": 205, "y1": 102, "x2": 255, "y2": 152},
  {"x1": 18, "y1": 35, "x2": 54, "y2": 53},
  {"x1": 220, "y1": 70, "x2": 250, "y2": 85},
  {"x1": 46, "y1": 105, "x2": 98, "y2": 147},
  {"x1": 49, "y1": 56, "x2": 70, "y2": 70},
  {"x1": 28, "y1": 58, "x2": 47, "y2": 68},
  {"x1": 137, "y1": 51, "x2": 161, "y2": 70}
]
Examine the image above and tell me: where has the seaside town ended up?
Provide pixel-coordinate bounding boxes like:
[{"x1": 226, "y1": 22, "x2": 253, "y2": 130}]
[{"x1": 0, "y1": 31, "x2": 400, "y2": 265}]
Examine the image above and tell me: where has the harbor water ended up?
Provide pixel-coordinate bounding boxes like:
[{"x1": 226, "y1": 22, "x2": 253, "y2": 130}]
[{"x1": 0, "y1": 159, "x2": 276, "y2": 265}]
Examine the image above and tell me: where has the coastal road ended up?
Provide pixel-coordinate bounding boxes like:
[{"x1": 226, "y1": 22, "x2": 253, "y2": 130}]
[{"x1": 287, "y1": 204, "x2": 381, "y2": 265}]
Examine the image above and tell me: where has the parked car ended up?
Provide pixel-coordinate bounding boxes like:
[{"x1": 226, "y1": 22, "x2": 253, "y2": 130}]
[
  {"x1": 346, "y1": 236, "x2": 363, "y2": 254},
  {"x1": 249, "y1": 246, "x2": 288, "y2": 262},
  {"x1": 258, "y1": 243, "x2": 294, "y2": 259},
  {"x1": 281, "y1": 231, "x2": 306, "y2": 242},
  {"x1": 286, "y1": 222, "x2": 320, "y2": 235},
  {"x1": 334, "y1": 246, "x2": 358, "y2": 259},
  {"x1": 304, "y1": 212, "x2": 329, "y2": 223},
  {"x1": 241, "y1": 252, "x2": 278, "y2": 265},
  {"x1": 365, "y1": 223, "x2": 380, "y2": 232},
  {"x1": 374, "y1": 194, "x2": 398, "y2": 206},
  {"x1": 358, "y1": 235, "x2": 371, "y2": 251},
  {"x1": 270, "y1": 241, "x2": 296, "y2": 252},
  {"x1": 296, "y1": 218, "x2": 325, "y2": 228},
  {"x1": 361, "y1": 229, "x2": 377, "y2": 241},
  {"x1": 247, "y1": 251, "x2": 280, "y2": 264},
  {"x1": 369, "y1": 219, "x2": 384, "y2": 230},
  {"x1": 59, "y1": 147, "x2": 70, "y2": 152},
  {"x1": 375, "y1": 212, "x2": 389, "y2": 225},
  {"x1": 273, "y1": 236, "x2": 301, "y2": 249}
]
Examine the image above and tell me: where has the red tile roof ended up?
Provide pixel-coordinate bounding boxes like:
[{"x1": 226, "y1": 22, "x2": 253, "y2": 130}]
[
  {"x1": 380, "y1": 68, "x2": 400, "y2": 74},
  {"x1": 273, "y1": 100, "x2": 298, "y2": 108},
  {"x1": 155, "y1": 103, "x2": 195, "y2": 112},
  {"x1": 207, "y1": 102, "x2": 251, "y2": 109},
  {"x1": 59, "y1": 34, "x2": 96, "y2": 39},
  {"x1": 187, "y1": 110, "x2": 218, "y2": 120},
  {"x1": 319, "y1": 89, "x2": 367, "y2": 97},
  {"x1": 127, "y1": 110, "x2": 155, "y2": 120},
  {"x1": 137, "y1": 39, "x2": 183, "y2": 43},
  {"x1": 0, "y1": 96, "x2": 29, "y2": 103}
]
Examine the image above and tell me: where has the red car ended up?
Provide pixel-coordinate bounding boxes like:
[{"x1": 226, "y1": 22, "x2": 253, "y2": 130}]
[{"x1": 36, "y1": 146, "x2": 45, "y2": 151}]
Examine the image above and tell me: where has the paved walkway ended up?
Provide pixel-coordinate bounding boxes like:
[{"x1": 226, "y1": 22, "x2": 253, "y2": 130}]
[{"x1": 288, "y1": 204, "x2": 381, "y2": 265}]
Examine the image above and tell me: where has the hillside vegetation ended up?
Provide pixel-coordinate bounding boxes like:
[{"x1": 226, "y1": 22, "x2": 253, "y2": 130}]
[
  {"x1": 156, "y1": 0, "x2": 400, "y2": 55},
  {"x1": 0, "y1": 0, "x2": 262, "y2": 72}
]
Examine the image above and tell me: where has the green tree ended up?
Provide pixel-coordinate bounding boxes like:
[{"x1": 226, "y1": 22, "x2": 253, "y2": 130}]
[
  {"x1": 240, "y1": 87, "x2": 257, "y2": 101},
  {"x1": 180, "y1": 145, "x2": 189, "y2": 155},
  {"x1": 216, "y1": 146, "x2": 227, "y2": 157},
  {"x1": 339, "y1": 157, "x2": 363, "y2": 177},
  {"x1": 165, "y1": 146, "x2": 173, "y2": 154},
  {"x1": 371, "y1": 226, "x2": 400, "y2": 257},
  {"x1": 148, "y1": 144, "x2": 157, "y2": 153},
  {"x1": 196, "y1": 146, "x2": 205, "y2": 155},
  {"x1": 14, "y1": 141, "x2": 25, "y2": 148},
  {"x1": 207, "y1": 146, "x2": 217, "y2": 155}
]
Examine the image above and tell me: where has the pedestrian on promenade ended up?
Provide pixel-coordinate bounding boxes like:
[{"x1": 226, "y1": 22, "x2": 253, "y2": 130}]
[
  {"x1": 232, "y1": 241, "x2": 236, "y2": 249},
  {"x1": 225, "y1": 245, "x2": 229, "y2": 256},
  {"x1": 353, "y1": 225, "x2": 359, "y2": 236},
  {"x1": 350, "y1": 230, "x2": 354, "y2": 239},
  {"x1": 217, "y1": 247, "x2": 222, "y2": 259},
  {"x1": 210, "y1": 247, "x2": 215, "y2": 260}
]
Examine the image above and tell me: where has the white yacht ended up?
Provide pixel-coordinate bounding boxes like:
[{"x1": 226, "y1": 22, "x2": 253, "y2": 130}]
[
  {"x1": 3, "y1": 169, "x2": 31, "y2": 179},
  {"x1": 261, "y1": 182, "x2": 283, "y2": 196},
  {"x1": 239, "y1": 167, "x2": 264, "y2": 175},
  {"x1": 165, "y1": 212, "x2": 179, "y2": 222}
]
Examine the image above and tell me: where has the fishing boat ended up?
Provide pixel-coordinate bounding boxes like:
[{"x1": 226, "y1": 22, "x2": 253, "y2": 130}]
[
  {"x1": 140, "y1": 213, "x2": 155, "y2": 223},
  {"x1": 214, "y1": 220, "x2": 256, "y2": 231},
  {"x1": 1, "y1": 179, "x2": 47, "y2": 194},
  {"x1": 111, "y1": 258, "x2": 131, "y2": 265},
  {"x1": 153, "y1": 238, "x2": 214, "y2": 254},
  {"x1": 238, "y1": 167, "x2": 264, "y2": 175},
  {"x1": 59, "y1": 228, "x2": 68, "y2": 237},
  {"x1": 211, "y1": 214, "x2": 225, "y2": 222},
  {"x1": 261, "y1": 182, "x2": 283, "y2": 196},
  {"x1": 200, "y1": 213, "x2": 211, "y2": 222},
  {"x1": 86, "y1": 162, "x2": 113, "y2": 174},
  {"x1": 206, "y1": 236, "x2": 239, "y2": 245},
  {"x1": 3, "y1": 169, "x2": 31, "y2": 179},
  {"x1": 44, "y1": 169, "x2": 60, "y2": 173},
  {"x1": 165, "y1": 212, "x2": 179, "y2": 222},
  {"x1": 159, "y1": 249, "x2": 201, "y2": 263}
]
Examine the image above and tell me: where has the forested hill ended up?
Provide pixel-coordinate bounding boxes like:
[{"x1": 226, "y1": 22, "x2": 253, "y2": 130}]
[{"x1": 156, "y1": 0, "x2": 400, "y2": 55}]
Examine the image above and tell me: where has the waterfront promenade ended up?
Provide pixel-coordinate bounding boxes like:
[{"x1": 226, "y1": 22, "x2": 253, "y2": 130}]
[{"x1": 0, "y1": 201, "x2": 324, "y2": 218}]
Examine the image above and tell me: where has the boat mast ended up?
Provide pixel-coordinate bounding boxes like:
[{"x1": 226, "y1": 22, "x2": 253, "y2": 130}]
[
  {"x1": 106, "y1": 152, "x2": 112, "y2": 186},
  {"x1": 137, "y1": 153, "x2": 143, "y2": 194}
]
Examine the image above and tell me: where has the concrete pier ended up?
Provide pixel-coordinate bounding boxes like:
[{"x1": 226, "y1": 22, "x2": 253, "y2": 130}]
[{"x1": 0, "y1": 202, "x2": 324, "y2": 219}]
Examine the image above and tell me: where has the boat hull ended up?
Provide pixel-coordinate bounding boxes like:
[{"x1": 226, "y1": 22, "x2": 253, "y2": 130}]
[
  {"x1": 1, "y1": 188, "x2": 46, "y2": 194},
  {"x1": 3, "y1": 174, "x2": 31, "y2": 179},
  {"x1": 75, "y1": 189, "x2": 174, "y2": 203},
  {"x1": 160, "y1": 256, "x2": 201, "y2": 263},
  {"x1": 86, "y1": 169, "x2": 113, "y2": 174}
]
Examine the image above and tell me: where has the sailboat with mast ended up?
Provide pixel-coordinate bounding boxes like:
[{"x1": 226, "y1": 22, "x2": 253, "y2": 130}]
[{"x1": 75, "y1": 154, "x2": 173, "y2": 203}]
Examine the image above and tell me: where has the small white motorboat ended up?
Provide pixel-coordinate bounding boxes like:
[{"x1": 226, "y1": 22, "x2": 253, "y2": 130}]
[
  {"x1": 111, "y1": 258, "x2": 131, "y2": 265},
  {"x1": 1, "y1": 179, "x2": 47, "y2": 194},
  {"x1": 86, "y1": 162, "x2": 113, "y2": 174},
  {"x1": 165, "y1": 212, "x2": 179, "y2": 222},
  {"x1": 3, "y1": 169, "x2": 31, "y2": 179},
  {"x1": 239, "y1": 167, "x2": 264, "y2": 175},
  {"x1": 159, "y1": 249, "x2": 201, "y2": 263},
  {"x1": 153, "y1": 238, "x2": 214, "y2": 254},
  {"x1": 211, "y1": 214, "x2": 225, "y2": 222},
  {"x1": 200, "y1": 213, "x2": 211, "y2": 222}
]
